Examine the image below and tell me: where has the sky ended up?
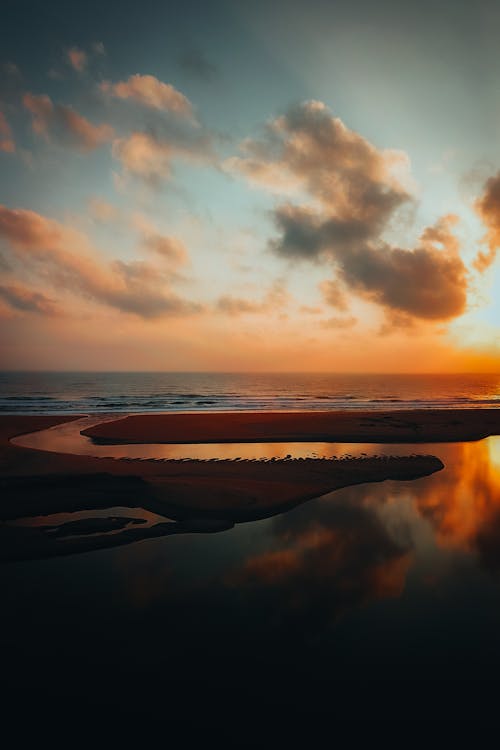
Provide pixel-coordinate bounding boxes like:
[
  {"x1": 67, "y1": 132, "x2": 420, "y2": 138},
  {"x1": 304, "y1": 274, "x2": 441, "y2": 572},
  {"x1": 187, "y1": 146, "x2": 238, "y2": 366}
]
[{"x1": 1, "y1": 0, "x2": 500, "y2": 372}]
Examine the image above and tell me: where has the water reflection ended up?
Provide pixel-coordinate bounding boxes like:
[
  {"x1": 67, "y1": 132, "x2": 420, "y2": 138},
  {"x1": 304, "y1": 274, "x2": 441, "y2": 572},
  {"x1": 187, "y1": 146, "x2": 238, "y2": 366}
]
[
  {"x1": 4, "y1": 436, "x2": 500, "y2": 725},
  {"x1": 8, "y1": 416, "x2": 443, "y2": 460},
  {"x1": 227, "y1": 497, "x2": 413, "y2": 633},
  {"x1": 109, "y1": 436, "x2": 500, "y2": 625},
  {"x1": 211, "y1": 438, "x2": 500, "y2": 645},
  {"x1": 409, "y1": 438, "x2": 500, "y2": 569}
]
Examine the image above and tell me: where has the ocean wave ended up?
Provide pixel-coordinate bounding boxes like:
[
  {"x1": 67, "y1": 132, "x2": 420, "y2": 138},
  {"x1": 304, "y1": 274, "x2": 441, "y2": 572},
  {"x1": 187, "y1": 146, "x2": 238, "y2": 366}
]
[{"x1": 1, "y1": 372, "x2": 499, "y2": 413}]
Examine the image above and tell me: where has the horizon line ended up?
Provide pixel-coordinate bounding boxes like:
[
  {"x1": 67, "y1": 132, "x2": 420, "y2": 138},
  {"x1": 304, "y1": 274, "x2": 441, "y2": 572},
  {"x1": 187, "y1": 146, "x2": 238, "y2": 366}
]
[{"x1": 1, "y1": 370, "x2": 500, "y2": 377}]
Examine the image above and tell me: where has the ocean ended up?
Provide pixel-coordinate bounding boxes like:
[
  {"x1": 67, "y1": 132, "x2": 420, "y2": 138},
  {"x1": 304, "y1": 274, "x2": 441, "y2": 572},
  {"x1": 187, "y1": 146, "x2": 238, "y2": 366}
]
[{"x1": 1, "y1": 371, "x2": 499, "y2": 413}]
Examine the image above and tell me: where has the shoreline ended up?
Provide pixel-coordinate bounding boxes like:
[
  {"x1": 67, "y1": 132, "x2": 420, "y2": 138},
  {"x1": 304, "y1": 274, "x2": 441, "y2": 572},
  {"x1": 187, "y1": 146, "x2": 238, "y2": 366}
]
[
  {"x1": 3, "y1": 406, "x2": 500, "y2": 561},
  {"x1": 0, "y1": 412, "x2": 448, "y2": 561}
]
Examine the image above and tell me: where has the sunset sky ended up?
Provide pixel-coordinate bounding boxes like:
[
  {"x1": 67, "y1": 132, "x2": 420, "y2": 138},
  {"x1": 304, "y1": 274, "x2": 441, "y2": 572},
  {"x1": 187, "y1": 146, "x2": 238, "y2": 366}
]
[{"x1": 1, "y1": 0, "x2": 500, "y2": 372}]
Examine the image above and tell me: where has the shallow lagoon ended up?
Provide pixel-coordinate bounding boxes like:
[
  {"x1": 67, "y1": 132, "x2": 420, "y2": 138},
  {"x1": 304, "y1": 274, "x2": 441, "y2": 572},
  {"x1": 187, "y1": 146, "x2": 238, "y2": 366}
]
[{"x1": 3, "y1": 434, "x2": 500, "y2": 726}]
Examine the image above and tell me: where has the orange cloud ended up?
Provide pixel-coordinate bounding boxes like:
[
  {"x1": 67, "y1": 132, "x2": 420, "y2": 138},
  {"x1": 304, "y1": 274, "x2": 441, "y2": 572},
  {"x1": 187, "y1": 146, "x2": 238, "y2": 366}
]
[
  {"x1": 66, "y1": 47, "x2": 87, "y2": 72},
  {"x1": 112, "y1": 132, "x2": 172, "y2": 182},
  {"x1": 23, "y1": 93, "x2": 114, "y2": 151},
  {"x1": 215, "y1": 280, "x2": 290, "y2": 316},
  {"x1": 112, "y1": 123, "x2": 212, "y2": 185},
  {"x1": 0, "y1": 111, "x2": 15, "y2": 153},
  {"x1": 88, "y1": 197, "x2": 119, "y2": 223},
  {"x1": 0, "y1": 205, "x2": 201, "y2": 318},
  {"x1": 101, "y1": 74, "x2": 193, "y2": 117},
  {"x1": 320, "y1": 315, "x2": 357, "y2": 329},
  {"x1": 319, "y1": 279, "x2": 349, "y2": 311}
]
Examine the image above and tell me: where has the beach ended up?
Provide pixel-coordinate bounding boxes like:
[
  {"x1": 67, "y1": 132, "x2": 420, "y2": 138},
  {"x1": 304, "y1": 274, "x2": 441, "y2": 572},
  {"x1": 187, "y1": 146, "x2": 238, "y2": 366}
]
[
  {"x1": 3, "y1": 408, "x2": 500, "y2": 561},
  {"x1": 4, "y1": 407, "x2": 500, "y2": 730}
]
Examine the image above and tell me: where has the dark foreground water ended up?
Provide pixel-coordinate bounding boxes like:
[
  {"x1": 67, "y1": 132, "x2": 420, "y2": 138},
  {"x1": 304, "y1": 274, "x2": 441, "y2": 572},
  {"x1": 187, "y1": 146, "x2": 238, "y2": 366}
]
[
  {"x1": 3, "y1": 437, "x2": 500, "y2": 734},
  {"x1": 1, "y1": 370, "x2": 500, "y2": 412}
]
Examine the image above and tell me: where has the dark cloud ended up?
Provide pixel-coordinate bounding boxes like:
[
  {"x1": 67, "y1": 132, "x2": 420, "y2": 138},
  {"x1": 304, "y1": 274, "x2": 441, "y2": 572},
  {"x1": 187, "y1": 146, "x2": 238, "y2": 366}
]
[
  {"x1": 178, "y1": 49, "x2": 218, "y2": 81},
  {"x1": 231, "y1": 101, "x2": 468, "y2": 323},
  {"x1": 0, "y1": 110, "x2": 15, "y2": 152},
  {"x1": 0, "y1": 62, "x2": 22, "y2": 101},
  {"x1": 474, "y1": 171, "x2": 500, "y2": 271},
  {"x1": 0, "y1": 283, "x2": 59, "y2": 315},
  {"x1": 272, "y1": 210, "x2": 467, "y2": 321},
  {"x1": 336, "y1": 216, "x2": 468, "y2": 321}
]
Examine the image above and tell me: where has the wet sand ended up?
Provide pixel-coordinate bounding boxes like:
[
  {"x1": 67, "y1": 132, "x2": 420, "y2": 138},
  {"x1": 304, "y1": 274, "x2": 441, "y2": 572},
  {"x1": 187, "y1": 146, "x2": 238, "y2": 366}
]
[
  {"x1": 82, "y1": 408, "x2": 500, "y2": 444},
  {"x1": 0, "y1": 412, "x2": 448, "y2": 560}
]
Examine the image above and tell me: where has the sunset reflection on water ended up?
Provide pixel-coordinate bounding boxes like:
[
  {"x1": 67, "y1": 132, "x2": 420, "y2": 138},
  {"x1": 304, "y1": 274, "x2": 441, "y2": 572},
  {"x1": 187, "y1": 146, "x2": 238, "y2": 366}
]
[
  {"x1": 4, "y1": 435, "x2": 500, "y2": 724},
  {"x1": 80, "y1": 435, "x2": 500, "y2": 649}
]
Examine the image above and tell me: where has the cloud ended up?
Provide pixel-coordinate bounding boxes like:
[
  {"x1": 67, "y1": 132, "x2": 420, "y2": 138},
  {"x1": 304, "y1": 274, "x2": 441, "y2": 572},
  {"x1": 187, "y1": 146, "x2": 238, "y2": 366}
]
[
  {"x1": 230, "y1": 100, "x2": 410, "y2": 214},
  {"x1": 142, "y1": 233, "x2": 188, "y2": 266},
  {"x1": 0, "y1": 283, "x2": 59, "y2": 315},
  {"x1": 319, "y1": 279, "x2": 349, "y2": 311},
  {"x1": 216, "y1": 295, "x2": 264, "y2": 315},
  {"x1": 66, "y1": 47, "x2": 87, "y2": 73},
  {"x1": 132, "y1": 213, "x2": 189, "y2": 271},
  {"x1": 112, "y1": 124, "x2": 212, "y2": 185},
  {"x1": 88, "y1": 197, "x2": 119, "y2": 223},
  {"x1": 23, "y1": 93, "x2": 114, "y2": 151},
  {"x1": 225, "y1": 153, "x2": 303, "y2": 194},
  {"x1": 178, "y1": 49, "x2": 217, "y2": 81},
  {"x1": 0, "y1": 62, "x2": 23, "y2": 101},
  {"x1": 92, "y1": 41, "x2": 106, "y2": 56},
  {"x1": 271, "y1": 202, "x2": 388, "y2": 260},
  {"x1": 320, "y1": 315, "x2": 358, "y2": 329},
  {"x1": 112, "y1": 132, "x2": 172, "y2": 183},
  {"x1": 0, "y1": 111, "x2": 15, "y2": 153},
  {"x1": 474, "y1": 172, "x2": 500, "y2": 271},
  {"x1": 0, "y1": 205, "x2": 201, "y2": 319},
  {"x1": 3, "y1": 61, "x2": 21, "y2": 78},
  {"x1": 299, "y1": 305, "x2": 322, "y2": 314},
  {"x1": 215, "y1": 280, "x2": 290, "y2": 316},
  {"x1": 331, "y1": 215, "x2": 468, "y2": 321},
  {"x1": 230, "y1": 101, "x2": 468, "y2": 323},
  {"x1": 101, "y1": 74, "x2": 193, "y2": 118}
]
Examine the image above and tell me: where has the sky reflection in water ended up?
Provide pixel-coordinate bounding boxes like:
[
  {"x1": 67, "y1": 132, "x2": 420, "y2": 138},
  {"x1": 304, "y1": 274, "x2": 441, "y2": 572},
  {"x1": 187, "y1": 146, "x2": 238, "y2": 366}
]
[{"x1": 3, "y1": 436, "x2": 500, "y2": 721}]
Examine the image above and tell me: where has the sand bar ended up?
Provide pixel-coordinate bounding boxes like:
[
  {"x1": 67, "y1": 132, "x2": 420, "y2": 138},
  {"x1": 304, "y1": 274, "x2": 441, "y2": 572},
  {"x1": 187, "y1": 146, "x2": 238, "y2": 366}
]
[
  {"x1": 82, "y1": 408, "x2": 500, "y2": 444},
  {"x1": 0, "y1": 412, "x2": 451, "y2": 560}
]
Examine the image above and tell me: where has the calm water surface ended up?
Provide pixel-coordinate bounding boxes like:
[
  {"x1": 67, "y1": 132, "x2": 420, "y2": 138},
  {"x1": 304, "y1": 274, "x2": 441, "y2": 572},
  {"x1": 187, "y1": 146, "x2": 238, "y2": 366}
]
[{"x1": 3, "y1": 434, "x2": 500, "y2": 725}]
